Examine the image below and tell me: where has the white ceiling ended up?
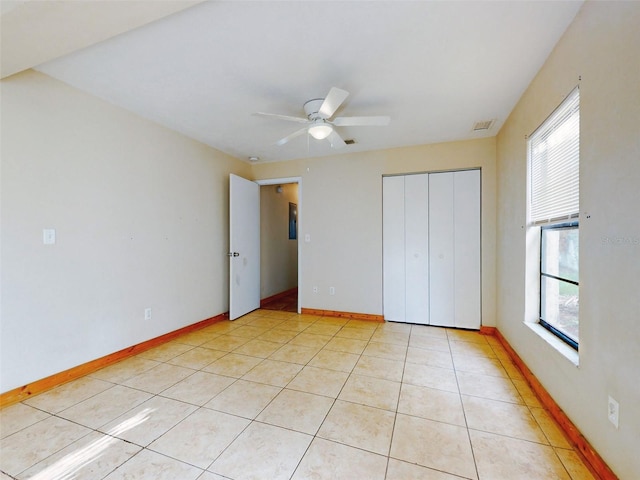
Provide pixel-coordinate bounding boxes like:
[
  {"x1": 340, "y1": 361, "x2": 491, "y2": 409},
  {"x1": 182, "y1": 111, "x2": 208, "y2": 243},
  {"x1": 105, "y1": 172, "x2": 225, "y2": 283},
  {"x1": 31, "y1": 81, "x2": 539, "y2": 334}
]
[{"x1": 3, "y1": 1, "x2": 583, "y2": 163}]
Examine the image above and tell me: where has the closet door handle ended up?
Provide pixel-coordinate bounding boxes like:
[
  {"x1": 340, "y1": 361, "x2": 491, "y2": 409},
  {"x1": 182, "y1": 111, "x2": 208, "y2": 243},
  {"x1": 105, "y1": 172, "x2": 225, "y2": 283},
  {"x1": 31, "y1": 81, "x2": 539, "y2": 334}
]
[{"x1": 227, "y1": 252, "x2": 240, "y2": 257}]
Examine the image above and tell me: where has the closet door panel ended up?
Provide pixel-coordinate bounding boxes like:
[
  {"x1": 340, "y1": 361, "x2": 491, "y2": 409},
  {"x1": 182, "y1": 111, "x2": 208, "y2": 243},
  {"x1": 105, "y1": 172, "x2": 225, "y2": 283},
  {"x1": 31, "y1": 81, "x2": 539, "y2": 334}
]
[
  {"x1": 404, "y1": 174, "x2": 430, "y2": 324},
  {"x1": 429, "y1": 172, "x2": 455, "y2": 327},
  {"x1": 383, "y1": 176, "x2": 406, "y2": 321},
  {"x1": 454, "y1": 170, "x2": 481, "y2": 329}
]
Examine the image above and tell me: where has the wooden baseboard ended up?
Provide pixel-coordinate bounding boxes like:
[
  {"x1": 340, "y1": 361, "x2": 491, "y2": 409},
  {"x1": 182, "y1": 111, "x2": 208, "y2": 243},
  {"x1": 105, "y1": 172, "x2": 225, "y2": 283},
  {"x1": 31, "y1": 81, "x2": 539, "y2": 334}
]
[
  {"x1": 479, "y1": 325, "x2": 497, "y2": 336},
  {"x1": 260, "y1": 287, "x2": 297, "y2": 307},
  {"x1": 301, "y1": 308, "x2": 384, "y2": 322},
  {"x1": 0, "y1": 312, "x2": 227, "y2": 408},
  {"x1": 493, "y1": 329, "x2": 618, "y2": 480}
]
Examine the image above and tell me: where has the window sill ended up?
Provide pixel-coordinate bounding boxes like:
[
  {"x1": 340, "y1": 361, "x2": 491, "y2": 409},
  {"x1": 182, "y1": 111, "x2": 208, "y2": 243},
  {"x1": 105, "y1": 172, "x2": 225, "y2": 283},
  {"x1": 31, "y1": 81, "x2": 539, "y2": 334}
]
[{"x1": 525, "y1": 321, "x2": 579, "y2": 366}]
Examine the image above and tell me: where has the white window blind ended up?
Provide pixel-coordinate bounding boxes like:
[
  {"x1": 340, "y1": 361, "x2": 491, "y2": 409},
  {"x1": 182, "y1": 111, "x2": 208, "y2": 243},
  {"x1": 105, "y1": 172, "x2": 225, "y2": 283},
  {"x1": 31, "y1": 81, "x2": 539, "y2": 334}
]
[{"x1": 529, "y1": 88, "x2": 580, "y2": 225}]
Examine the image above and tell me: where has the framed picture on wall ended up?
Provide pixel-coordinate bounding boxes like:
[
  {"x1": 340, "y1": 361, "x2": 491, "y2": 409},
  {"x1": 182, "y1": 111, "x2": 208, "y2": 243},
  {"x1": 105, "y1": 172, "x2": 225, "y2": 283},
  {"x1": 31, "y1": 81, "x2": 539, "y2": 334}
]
[{"x1": 289, "y1": 202, "x2": 297, "y2": 240}]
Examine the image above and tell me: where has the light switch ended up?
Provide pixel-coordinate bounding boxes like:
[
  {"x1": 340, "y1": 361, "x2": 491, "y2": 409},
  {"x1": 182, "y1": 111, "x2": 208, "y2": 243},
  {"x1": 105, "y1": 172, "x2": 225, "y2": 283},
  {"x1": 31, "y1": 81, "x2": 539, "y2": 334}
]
[{"x1": 43, "y1": 229, "x2": 56, "y2": 245}]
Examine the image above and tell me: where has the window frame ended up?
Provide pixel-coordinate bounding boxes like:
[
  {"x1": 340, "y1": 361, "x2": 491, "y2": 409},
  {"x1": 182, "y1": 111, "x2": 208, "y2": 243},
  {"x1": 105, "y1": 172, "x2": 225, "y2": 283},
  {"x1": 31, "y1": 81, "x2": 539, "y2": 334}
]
[{"x1": 539, "y1": 221, "x2": 579, "y2": 351}]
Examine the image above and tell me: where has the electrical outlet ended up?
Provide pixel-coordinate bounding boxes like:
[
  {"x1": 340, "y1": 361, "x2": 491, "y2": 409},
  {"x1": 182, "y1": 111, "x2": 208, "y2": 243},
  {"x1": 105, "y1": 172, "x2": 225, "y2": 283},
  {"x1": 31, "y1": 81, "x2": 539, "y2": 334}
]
[
  {"x1": 144, "y1": 308, "x2": 152, "y2": 320},
  {"x1": 313, "y1": 286, "x2": 318, "y2": 294},
  {"x1": 329, "y1": 286, "x2": 335, "y2": 295},
  {"x1": 608, "y1": 396, "x2": 619, "y2": 428}
]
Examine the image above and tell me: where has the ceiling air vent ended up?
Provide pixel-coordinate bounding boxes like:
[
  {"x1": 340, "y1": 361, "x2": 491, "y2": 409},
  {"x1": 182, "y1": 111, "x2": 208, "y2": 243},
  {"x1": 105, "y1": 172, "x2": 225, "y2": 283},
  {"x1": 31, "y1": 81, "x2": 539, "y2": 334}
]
[
  {"x1": 344, "y1": 139, "x2": 356, "y2": 145},
  {"x1": 472, "y1": 120, "x2": 494, "y2": 131}
]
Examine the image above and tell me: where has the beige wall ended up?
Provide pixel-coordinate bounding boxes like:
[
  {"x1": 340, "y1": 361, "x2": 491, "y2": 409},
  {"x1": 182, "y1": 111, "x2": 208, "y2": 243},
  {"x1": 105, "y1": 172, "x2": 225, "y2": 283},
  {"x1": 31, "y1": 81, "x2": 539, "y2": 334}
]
[
  {"x1": 252, "y1": 137, "x2": 497, "y2": 322},
  {"x1": 496, "y1": 2, "x2": 640, "y2": 477},
  {"x1": 260, "y1": 183, "x2": 298, "y2": 299},
  {"x1": 0, "y1": 70, "x2": 250, "y2": 392}
]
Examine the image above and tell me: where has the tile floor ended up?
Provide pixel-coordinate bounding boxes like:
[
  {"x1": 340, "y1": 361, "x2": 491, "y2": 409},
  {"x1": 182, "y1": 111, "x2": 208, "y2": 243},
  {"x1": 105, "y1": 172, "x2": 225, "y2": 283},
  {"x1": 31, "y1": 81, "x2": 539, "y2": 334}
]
[{"x1": 0, "y1": 310, "x2": 597, "y2": 479}]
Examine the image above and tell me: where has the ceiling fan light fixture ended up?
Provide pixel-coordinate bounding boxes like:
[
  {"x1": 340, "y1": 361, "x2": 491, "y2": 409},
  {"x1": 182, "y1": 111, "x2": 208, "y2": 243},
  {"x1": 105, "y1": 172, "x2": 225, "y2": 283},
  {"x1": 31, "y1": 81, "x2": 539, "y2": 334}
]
[{"x1": 308, "y1": 123, "x2": 333, "y2": 140}]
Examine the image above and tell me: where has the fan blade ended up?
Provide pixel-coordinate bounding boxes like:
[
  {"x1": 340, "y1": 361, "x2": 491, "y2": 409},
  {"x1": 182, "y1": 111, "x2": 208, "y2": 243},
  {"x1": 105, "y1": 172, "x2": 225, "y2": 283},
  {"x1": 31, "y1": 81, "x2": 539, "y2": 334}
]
[
  {"x1": 327, "y1": 130, "x2": 346, "y2": 149},
  {"x1": 319, "y1": 87, "x2": 349, "y2": 118},
  {"x1": 275, "y1": 127, "x2": 307, "y2": 146},
  {"x1": 333, "y1": 115, "x2": 391, "y2": 127},
  {"x1": 254, "y1": 112, "x2": 309, "y2": 124}
]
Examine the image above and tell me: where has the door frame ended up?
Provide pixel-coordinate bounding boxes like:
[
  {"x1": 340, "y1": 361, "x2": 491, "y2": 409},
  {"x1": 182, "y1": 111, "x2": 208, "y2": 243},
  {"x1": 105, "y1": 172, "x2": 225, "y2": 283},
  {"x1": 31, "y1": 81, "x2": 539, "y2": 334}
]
[{"x1": 256, "y1": 176, "x2": 302, "y2": 314}]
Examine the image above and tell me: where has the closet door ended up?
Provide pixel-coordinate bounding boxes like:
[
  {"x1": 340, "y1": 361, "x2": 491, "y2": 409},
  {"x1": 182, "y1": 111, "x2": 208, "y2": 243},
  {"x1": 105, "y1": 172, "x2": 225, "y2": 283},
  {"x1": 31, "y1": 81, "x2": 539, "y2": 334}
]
[
  {"x1": 428, "y1": 172, "x2": 455, "y2": 326},
  {"x1": 404, "y1": 174, "x2": 430, "y2": 324},
  {"x1": 454, "y1": 170, "x2": 481, "y2": 329},
  {"x1": 382, "y1": 176, "x2": 405, "y2": 321}
]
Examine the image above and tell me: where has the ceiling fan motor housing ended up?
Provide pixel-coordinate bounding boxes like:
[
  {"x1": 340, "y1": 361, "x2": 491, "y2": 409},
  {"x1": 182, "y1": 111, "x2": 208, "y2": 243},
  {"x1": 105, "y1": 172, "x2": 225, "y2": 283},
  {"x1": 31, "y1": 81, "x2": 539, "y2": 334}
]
[{"x1": 304, "y1": 98, "x2": 327, "y2": 120}]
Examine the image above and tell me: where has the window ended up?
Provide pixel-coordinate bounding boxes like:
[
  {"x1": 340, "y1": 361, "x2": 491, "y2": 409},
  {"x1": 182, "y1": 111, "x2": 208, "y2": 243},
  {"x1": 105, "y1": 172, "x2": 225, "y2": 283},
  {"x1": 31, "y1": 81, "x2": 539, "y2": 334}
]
[{"x1": 529, "y1": 88, "x2": 579, "y2": 349}]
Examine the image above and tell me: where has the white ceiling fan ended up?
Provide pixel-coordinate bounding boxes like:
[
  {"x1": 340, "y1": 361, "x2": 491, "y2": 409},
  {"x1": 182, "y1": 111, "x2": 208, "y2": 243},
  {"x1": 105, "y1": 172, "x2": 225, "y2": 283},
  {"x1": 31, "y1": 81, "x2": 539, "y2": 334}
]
[{"x1": 254, "y1": 87, "x2": 390, "y2": 149}]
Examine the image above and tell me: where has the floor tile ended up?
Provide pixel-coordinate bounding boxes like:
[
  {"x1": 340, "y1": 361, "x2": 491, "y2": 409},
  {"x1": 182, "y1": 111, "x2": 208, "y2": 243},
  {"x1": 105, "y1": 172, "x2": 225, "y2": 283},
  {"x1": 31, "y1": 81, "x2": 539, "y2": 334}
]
[
  {"x1": 0, "y1": 415, "x2": 91, "y2": 477},
  {"x1": 292, "y1": 437, "x2": 387, "y2": 480},
  {"x1": 370, "y1": 330, "x2": 410, "y2": 346},
  {"x1": 200, "y1": 334, "x2": 250, "y2": 352},
  {"x1": 173, "y1": 328, "x2": 221, "y2": 346},
  {"x1": 323, "y1": 336, "x2": 368, "y2": 354},
  {"x1": 57, "y1": 385, "x2": 152, "y2": 429},
  {"x1": 242, "y1": 359, "x2": 304, "y2": 387},
  {"x1": 230, "y1": 325, "x2": 271, "y2": 339},
  {"x1": 469, "y1": 429, "x2": 571, "y2": 479},
  {"x1": 335, "y1": 327, "x2": 374, "y2": 341},
  {"x1": 452, "y1": 353, "x2": 508, "y2": 378},
  {"x1": 289, "y1": 332, "x2": 332, "y2": 348},
  {"x1": 362, "y1": 341, "x2": 407, "y2": 361},
  {"x1": 511, "y1": 378, "x2": 543, "y2": 407},
  {"x1": 103, "y1": 448, "x2": 203, "y2": 480},
  {"x1": 160, "y1": 371, "x2": 235, "y2": 405},
  {"x1": 89, "y1": 356, "x2": 160, "y2": 384},
  {"x1": 149, "y1": 408, "x2": 249, "y2": 469},
  {"x1": 456, "y1": 370, "x2": 522, "y2": 404},
  {"x1": 391, "y1": 413, "x2": 477, "y2": 479},
  {"x1": 167, "y1": 346, "x2": 227, "y2": 370},
  {"x1": 403, "y1": 363, "x2": 459, "y2": 392},
  {"x1": 287, "y1": 366, "x2": 349, "y2": 397},
  {"x1": 202, "y1": 352, "x2": 263, "y2": 377},
  {"x1": 317, "y1": 400, "x2": 395, "y2": 455},
  {"x1": 449, "y1": 340, "x2": 496, "y2": 358},
  {"x1": 411, "y1": 324, "x2": 449, "y2": 339},
  {"x1": 204, "y1": 379, "x2": 281, "y2": 419},
  {"x1": 530, "y1": 407, "x2": 572, "y2": 448},
  {"x1": 386, "y1": 458, "x2": 466, "y2": 480},
  {"x1": 447, "y1": 329, "x2": 489, "y2": 345},
  {"x1": 409, "y1": 334, "x2": 450, "y2": 352},
  {"x1": 345, "y1": 319, "x2": 378, "y2": 330},
  {"x1": 304, "y1": 323, "x2": 343, "y2": 336},
  {"x1": 18, "y1": 430, "x2": 141, "y2": 480},
  {"x1": 398, "y1": 383, "x2": 466, "y2": 426},
  {"x1": 121, "y1": 363, "x2": 194, "y2": 394},
  {"x1": 22, "y1": 376, "x2": 113, "y2": 414},
  {"x1": 308, "y1": 349, "x2": 359, "y2": 372},
  {"x1": 462, "y1": 395, "x2": 548, "y2": 443},
  {"x1": 352, "y1": 355, "x2": 404, "y2": 382},
  {"x1": 406, "y1": 346, "x2": 454, "y2": 369},
  {"x1": 555, "y1": 447, "x2": 597, "y2": 480},
  {"x1": 270, "y1": 343, "x2": 321, "y2": 364},
  {"x1": 0, "y1": 403, "x2": 50, "y2": 439},
  {"x1": 233, "y1": 338, "x2": 283, "y2": 358},
  {"x1": 136, "y1": 341, "x2": 194, "y2": 362},
  {"x1": 258, "y1": 328, "x2": 299, "y2": 344},
  {"x1": 338, "y1": 374, "x2": 400, "y2": 411},
  {"x1": 99, "y1": 395, "x2": 197, "y2": 446},
  {"x1": 209, "y1": 422, "x2": 312, "y2": 480},
  {"x1": 256, "y1": 388, "x2": 334, "y2": 434}
]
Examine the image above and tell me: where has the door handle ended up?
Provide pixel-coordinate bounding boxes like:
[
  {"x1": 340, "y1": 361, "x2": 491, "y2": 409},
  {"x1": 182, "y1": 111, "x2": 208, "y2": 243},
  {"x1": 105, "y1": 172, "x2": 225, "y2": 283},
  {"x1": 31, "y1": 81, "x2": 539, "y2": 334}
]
[{"x1": 227, "y1": 252, "x2": 240, "y2": 257}]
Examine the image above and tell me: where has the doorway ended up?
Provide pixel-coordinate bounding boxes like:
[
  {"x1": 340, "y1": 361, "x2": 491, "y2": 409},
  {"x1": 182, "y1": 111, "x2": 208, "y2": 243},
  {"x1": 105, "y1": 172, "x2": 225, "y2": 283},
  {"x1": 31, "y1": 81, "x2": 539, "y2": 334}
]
[{"x1": 256, "y1": 177, "x2": 302, "y2": 313}]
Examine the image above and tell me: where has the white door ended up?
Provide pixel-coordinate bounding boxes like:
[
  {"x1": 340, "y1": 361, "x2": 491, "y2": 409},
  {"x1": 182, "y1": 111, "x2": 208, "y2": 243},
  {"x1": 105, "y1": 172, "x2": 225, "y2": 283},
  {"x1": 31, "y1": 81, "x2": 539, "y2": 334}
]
[
  {"x1": 382, "y1": 176, "x2": 406, "y2": 321},
  {"x1": 428, "y1": 172, "x2": 455, "y2": 327},
  {"x1": 454, "y1": 169, "x2": 481, "y2": 329},
  {"x1": 405, "y1": 174, "x2": 430, "y2": 324},
  {"x1": 229, "y1": 174, "x2": 260, "y2": 320}
]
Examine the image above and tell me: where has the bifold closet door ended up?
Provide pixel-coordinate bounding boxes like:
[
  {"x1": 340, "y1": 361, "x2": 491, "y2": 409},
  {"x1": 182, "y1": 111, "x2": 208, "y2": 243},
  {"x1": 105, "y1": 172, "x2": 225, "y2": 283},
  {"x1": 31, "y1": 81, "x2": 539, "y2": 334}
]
[
  {"x1": 404, "y1": 174, "x2": 429, "y2": 324},
  {"x1": 453, "y1": 169, "x2": 481, "y2": 329},
  {"x1": 428, "y1": 172, "x2": 455, "y2": 326},
  {"x1": 382, "y1": 176, "x2": 405, "y2": 322},
  {"x1": 429, "y1": 170, "x2": 481, "y2": 329}
]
